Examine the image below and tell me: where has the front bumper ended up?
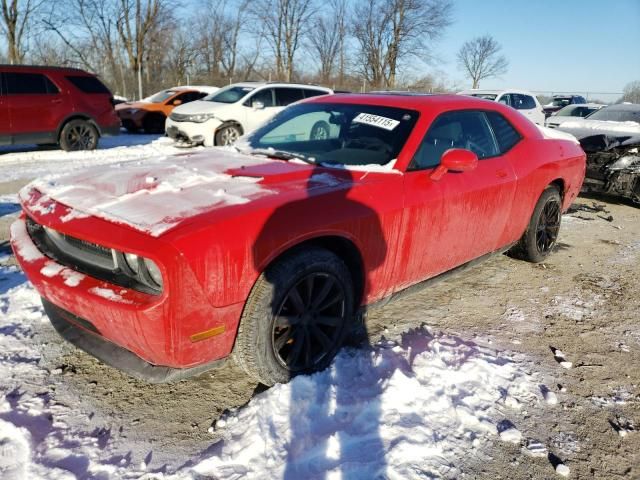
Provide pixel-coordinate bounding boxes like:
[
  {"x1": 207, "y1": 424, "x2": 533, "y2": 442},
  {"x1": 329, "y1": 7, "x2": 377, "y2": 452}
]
[
  {"x1": 165, "y1": 117, "x2": 220, "y2": 146},
  {"x1": 10, "y1": 207, "x2": 244, "y2": 377},
  {"x1": 44, "y1": 299, "x2": 225, "y2": 383}
]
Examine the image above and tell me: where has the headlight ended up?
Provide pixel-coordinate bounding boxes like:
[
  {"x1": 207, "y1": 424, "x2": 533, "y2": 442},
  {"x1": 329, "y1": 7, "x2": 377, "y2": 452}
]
[
  {"x1": 143, "y1": 258, "x2": 163, "y2": 287},
  {"x1": 120, "y1": 252, "x2": 163, "y2": 292},
  {"x1": 185, "y1": 113, "x2": 216, "y2": 123}
]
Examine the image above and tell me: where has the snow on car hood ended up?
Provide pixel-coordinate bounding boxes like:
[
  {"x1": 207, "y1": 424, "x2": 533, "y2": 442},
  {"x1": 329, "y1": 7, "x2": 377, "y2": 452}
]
[
  {"x1": 559, "y1": 119, "x2": 640, "y2": 136},
  {"x1": 20, "y1": 149, "x2": 276, "y2": 237}
]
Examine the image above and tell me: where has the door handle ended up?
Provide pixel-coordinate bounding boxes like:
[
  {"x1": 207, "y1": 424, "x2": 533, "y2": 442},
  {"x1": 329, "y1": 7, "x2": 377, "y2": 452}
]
[
  {"x1": 52, "y1": 98, "x2": 63, "y2": 104},
  {"x1": 496, "y1": 169, "x2": 508, "y2": 178}
]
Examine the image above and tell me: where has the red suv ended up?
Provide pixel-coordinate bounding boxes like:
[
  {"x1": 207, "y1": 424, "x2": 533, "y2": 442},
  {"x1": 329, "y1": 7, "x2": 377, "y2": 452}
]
[{"x1": 0, "y1": 65, "x2": 120, "y2": 151}]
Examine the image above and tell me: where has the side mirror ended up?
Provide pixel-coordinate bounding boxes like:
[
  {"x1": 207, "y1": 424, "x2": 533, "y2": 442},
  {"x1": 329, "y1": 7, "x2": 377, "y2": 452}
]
[
  {"x1": 252, "y1": 100, "x2": 265, "y2": 110},
  {"x1": 172, "y1": 99, "x2": 182, "y2": 106},
  {"x1": 430, "y1": 148, "x2": 478, "y2": 181}
]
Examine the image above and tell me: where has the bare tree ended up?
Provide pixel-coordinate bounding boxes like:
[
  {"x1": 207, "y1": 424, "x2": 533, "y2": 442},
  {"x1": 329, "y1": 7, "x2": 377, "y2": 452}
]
[
  {"x1": 457, "y1": 35, "x2": 508, "y2": 89},
  {"x1": 307, "y1": 0, "x2": 346, "y2": 84},
  {"x1": 116, "y1": 0, "x2": 167, "y2": 98},
  {"x1": 620, "y1": 80, "x2": 640, "y2": 104},
  {"x1": 352, "y1": 0, "x2": 452, "y2": 89},
  {"x1": 253, "y1": 0, "x2": 315, "y2": 82},
  {"x1": 1, "y1": 0, "x2": 42, "y2": 63}
]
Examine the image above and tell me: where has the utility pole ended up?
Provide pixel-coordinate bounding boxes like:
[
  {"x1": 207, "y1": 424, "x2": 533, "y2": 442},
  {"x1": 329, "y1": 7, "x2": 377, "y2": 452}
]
[{"x1": 137, "y1": 63, "x2": 143, "y2": 99}]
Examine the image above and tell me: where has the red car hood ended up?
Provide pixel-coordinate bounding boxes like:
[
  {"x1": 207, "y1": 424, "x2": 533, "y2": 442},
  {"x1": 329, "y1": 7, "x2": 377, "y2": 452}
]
[{"x1": 19, "y1": 149, "x2": 362, "y2": 237}]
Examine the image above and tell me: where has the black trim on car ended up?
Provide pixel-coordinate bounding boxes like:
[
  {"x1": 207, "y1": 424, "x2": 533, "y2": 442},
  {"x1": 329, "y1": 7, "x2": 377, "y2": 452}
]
[{"x1": 43, "y1": 298, "x2": 226, "y2": 383}]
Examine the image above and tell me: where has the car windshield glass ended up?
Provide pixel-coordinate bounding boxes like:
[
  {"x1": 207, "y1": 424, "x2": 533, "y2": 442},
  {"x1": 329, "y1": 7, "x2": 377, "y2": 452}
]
[
  {"x1": 551, "y1": 98, "x2": 571, "y2": 107},
  {"x1": 469, "y1": 93, "x2": 497, "y2": 100},
  {"x1": 205, "y1": 86, "x2": 255, "y2": 103},
  {"x1": 242, "y1": 102, "x2": 419, "y2": 166},
  {"x1": 586, "y1": 107, "x2": 640, "y2": 123},
  {"x1": 148, "y1": 90, "x2": 178, "y2": 103}
]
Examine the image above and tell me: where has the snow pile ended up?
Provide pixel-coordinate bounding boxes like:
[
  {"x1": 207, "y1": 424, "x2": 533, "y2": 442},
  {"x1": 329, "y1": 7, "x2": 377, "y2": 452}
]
[
  {"x1": 22, "y1": 150, "x2": 273, "y2": 236},
  {"x1": 185, "y1": 329, "x2": 537, "y2": 480}
]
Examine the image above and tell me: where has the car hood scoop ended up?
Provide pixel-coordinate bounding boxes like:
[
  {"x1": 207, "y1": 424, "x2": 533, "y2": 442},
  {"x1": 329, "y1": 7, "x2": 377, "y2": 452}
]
[{"x1": 20, "y1": 149, "x2": 281, "y2": 237}]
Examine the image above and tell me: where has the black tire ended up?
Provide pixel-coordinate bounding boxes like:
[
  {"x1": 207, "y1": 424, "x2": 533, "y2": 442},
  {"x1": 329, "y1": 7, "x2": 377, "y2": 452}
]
[
  {"x1": 233, "y1": 247, "x2": 354, "y2": 385},
  {"x1": 142, "y1": 113, "x2": 166, "y2": 134},
  {"x1": 510, "y1": 186, "x2": 562, "y2": 263},
  {"x1": 310, "y1": 120, "x2": 330, "y2": 140},
  {"x1": 59, "y1": 120, "x2": 99, "y2": 151},
  {"x1": 215, "y1": 124, "x2": 242, "y2": 146}
]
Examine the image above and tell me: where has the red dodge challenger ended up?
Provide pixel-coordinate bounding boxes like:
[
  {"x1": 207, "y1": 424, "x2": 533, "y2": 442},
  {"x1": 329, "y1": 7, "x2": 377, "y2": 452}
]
[{"x1": 10, "y1": 94, "x2": 585, "y2": 385}]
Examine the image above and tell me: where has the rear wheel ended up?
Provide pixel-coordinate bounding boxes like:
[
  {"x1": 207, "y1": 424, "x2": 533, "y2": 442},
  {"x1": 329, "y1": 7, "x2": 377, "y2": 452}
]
[
  {"x1": 59, "y1": 120, "x2": 99, "y2": 151},
  {"x1": 233, "y1": 248, "x2": 354, "y2": 385},
  {"x1": 310, "y1": 120, "x2": 330, "y2": 140},
  {"x1": 510, "y1": 186, "x2": 562, "y2": 263}
]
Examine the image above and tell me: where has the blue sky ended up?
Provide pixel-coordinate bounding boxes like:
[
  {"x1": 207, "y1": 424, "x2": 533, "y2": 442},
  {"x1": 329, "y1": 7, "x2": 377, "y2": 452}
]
[{"x1": 435, "y1": 0, "x2": 640, "y2": 98}]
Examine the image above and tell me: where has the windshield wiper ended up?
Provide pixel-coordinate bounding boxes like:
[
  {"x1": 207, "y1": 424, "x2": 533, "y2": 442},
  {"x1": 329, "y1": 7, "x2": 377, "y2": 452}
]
[{"x1": 248, "y1": 148, "x2": 316, "y2": 165}]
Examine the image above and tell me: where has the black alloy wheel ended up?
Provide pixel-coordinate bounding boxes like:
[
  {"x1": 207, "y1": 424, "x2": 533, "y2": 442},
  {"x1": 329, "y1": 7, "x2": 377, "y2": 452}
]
[
  {"x1": 272, "y1": 272, "x2": 347, "y2": 372},
  {"x1": 535, "y1": 198, "x2": 561, "y2": 255},
  {"x1": 59, "y1": 120, "x2": 99, "y2": 151}
]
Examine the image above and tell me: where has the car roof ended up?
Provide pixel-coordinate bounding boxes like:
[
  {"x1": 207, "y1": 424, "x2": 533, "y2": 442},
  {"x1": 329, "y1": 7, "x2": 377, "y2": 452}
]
[
  {"x1": 226, "y1": 81, "x2": 331, "y2": 91},
  {"x1": 600, "y1": 103, "x2": 640, "y2": 112},
  {"x1": 306, "y1": 92, "x2": 504, "y2": 111},
  {"x1": 560, "y1": 103, "x2": 605, "y2": 108},
  {"x1": 458, "y1": 88, "x2": 536, "y2": 96},
  {"x1": 0, "y1": 64, "x2": 92, "y2": 75}
]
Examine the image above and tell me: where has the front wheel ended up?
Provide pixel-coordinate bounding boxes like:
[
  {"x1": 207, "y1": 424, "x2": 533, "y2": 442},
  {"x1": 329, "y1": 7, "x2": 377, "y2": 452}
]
[
  {"x1": 59, "y1": 120, "x2": 99, "y2": 151},
  {"x1": 215, "y1": 124, "x2": 242, "y2": 146},
  {"x1": 233, "y1": 248, "x2": 354, "y2": 385},
  {"x1": 510, "y1": 186, "x2": 562, "y2": 263}
]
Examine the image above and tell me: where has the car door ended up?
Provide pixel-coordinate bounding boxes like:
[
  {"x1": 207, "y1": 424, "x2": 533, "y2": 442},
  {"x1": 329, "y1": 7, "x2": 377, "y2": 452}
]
[
  {"x1": 0, "y1": 72, "x2": 10, "y2": 145},
  {"x1": 397, "y1": 110, "x2": 517, "y2": 289},
  {"x1": 4, "y1": 71, "x2": 64, "y2": 141},
  {"x1": 241, "y1": 88, "x2": 279, "y2": 133}
]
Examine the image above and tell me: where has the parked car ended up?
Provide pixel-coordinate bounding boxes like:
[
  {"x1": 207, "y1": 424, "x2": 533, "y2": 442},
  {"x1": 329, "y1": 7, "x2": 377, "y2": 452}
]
[
  {"x1": 545, "y1": 103, "x2": 605, "y2": 128},
  {"x1": 12, "y1": 93, "x2": 585, "y2": 385},
  {"x1": 556, "y1": 103, "x2": 640, "y2": 204},
  {"x1": 0, "y1": 65, "x2": 119, "y2": 151},
  {"x1": 458, "y1": 89, "x2": 545, "y2": 125},
  {"x1": 165, "y1": 82, "x2": 332, "y2": 146},
  {"x1": 116, "y1": 86, "x2": 218, "y2": 134},
  {"x1": 542, "y1": 95, "x2": 588, "y2": 117}
]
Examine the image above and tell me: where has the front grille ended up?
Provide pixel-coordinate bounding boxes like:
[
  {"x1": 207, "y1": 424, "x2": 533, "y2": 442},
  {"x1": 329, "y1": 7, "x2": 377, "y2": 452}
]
[
  {"x1": 169, "y1": 112, "x2": 190, "y2": 122},
  {"x1": 25, "y1": 217, "x2": 160, "y2": 295}
]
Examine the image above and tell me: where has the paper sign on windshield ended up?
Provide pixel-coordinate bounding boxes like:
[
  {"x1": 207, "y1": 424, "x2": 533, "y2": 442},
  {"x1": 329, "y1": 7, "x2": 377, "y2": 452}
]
[{"x1": 353, "y1": 113, "x2": 400, "y2": 131}]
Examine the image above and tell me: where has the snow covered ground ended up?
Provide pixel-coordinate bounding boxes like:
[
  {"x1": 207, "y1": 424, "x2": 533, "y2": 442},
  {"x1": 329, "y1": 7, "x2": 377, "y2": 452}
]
[{"x1": 0, "y1": 261, "x2": 554, "y2": 479}]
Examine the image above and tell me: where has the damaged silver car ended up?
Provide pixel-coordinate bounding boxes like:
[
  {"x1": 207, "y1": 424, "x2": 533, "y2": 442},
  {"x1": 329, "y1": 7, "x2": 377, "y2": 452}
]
[{"x1": 557, "y1": 104, "x2": 640, "y2": 204}]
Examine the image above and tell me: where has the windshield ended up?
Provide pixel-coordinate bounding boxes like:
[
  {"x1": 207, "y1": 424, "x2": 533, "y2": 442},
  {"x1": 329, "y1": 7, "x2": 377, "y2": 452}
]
[
  {"x1": 469, "y1": 93, "x2": 497, "y2": 100},
  {"x1": 243, "y1": 102, "x2": 419, "y2": 166},
  {"x1": 148, "y1": 90, "x2": 178, "y2": 103},
  {"x1": 205, "y1": 85, "x2": 255, "y2": 103},
  {"x1": 586, "y1": 106, "x2": 640, "y2": 123}
]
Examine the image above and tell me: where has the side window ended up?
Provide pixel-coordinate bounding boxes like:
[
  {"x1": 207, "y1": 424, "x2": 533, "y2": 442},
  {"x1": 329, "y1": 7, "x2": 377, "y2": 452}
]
[
  {"x1": 5, "y1": 72, "x2": 59, "y2": 94},
  {"x1": 410, "y1": 111, "x2": 499, "y2": 170},
  {"x1": 260, "y1": 111, "x2": 338, "y2": 144},
  {"x1": 512, "y1": 94, "x2": 536, "y2": 110},
  {"x1": 172, "y1": 92, "x2": 204, "y2": 104},
  {"x1": 486, "y1": 111, "x2": 521, "y2": 153},
  {"x1": 274, "y1": 88, "x2": 304, "y2": 106},
  {"x1": 303, "y1": 89, "x2": 328, "y2": 99},
  {"x1": 246, "y1": 88, "x2": 274, "y2": 108}
]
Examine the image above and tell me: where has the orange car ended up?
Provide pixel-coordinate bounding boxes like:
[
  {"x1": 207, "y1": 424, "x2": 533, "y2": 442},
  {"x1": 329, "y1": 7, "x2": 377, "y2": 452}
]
[{"x1": 116, "y1": 87, "x2": 217, "y2": 133}]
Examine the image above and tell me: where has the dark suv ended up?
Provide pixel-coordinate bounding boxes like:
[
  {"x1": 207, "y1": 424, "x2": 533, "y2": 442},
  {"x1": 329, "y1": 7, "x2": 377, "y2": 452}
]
[
  {"x1": 0, "y1": 65, "x2": 120, "y2": 151},
  {"x1": 543, "y1": 95, "x2": 588, "y2": 117}
]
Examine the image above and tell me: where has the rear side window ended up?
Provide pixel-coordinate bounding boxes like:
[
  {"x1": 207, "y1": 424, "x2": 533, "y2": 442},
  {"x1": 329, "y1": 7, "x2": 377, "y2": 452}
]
[
  {"x1": 512, "y1": 94, "x2": 536, "y2": 110},
  {"x1": 303, "y1": 89, "x2": 328, "y2": 98},
  {"x1": 247, "y1": 88, "x2": 275, "y2": 107},
  {"x1": 275, "y1": 88, "x2": 305, "y2": 106},
  {"x1": 4, "y1": 72, "x2": 59, "y2": 94},
  {"x1": 66, "y1": 75, "x2": 111, "y2": 94},
  {"x1": 486, "y1": 111, "x2": 521, "y2": 153}
]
